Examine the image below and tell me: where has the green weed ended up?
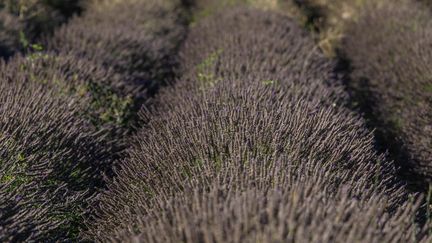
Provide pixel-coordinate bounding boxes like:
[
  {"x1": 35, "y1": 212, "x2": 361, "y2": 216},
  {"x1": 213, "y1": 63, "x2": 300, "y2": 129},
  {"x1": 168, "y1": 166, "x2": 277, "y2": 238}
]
[{"x1": 196, "y1": 49, "x2": 223, "y2": 90}]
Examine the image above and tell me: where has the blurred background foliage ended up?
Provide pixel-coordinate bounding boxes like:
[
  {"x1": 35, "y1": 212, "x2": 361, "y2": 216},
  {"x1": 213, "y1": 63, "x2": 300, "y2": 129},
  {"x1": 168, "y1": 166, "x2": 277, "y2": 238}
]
[{"x1": 0, "y1": 0, "x2": 83, "y2": 58}]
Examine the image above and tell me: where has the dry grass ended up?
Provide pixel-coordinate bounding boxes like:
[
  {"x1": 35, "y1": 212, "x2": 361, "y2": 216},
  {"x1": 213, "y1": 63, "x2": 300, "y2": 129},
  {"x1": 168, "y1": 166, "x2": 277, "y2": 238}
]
[
  {"x1": 294, "y1": 0, "x2": 372, "y2": 56},
  {"x1": 191, "y1": 0, "x2": 304, "y2": 25}
]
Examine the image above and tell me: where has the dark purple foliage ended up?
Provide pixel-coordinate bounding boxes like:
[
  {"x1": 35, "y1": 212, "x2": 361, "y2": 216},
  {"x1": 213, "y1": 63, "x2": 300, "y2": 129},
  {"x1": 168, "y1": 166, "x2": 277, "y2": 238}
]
[
  {"x1": 0, "y1": 0, "x2": 83, "y2": 58},
  {"x1": 85, "y1": 7, "x2": 429, "y2": 242},
  {"x1": 0, "y1": 79, "x2": 111, "y2": 241},
  {"x1": 47, "y1": 0, "x2": 188, "y2": 99},
  {"x1": 1, "y1": 53, "x2": 133, "y2": 146},
  {"x1": 0, "y1": 0, "x2": 189, "y2": 240},
  {"x1": 342, "y1": 0, "x2": 432, "y2": 189}
]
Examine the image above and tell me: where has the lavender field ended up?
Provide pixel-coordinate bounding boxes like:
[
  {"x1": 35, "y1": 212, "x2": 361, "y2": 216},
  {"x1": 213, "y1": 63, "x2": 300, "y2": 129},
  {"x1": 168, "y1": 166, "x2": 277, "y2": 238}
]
[{"x1": 0, "y1": 0, "x2": 431, "y2": 242}]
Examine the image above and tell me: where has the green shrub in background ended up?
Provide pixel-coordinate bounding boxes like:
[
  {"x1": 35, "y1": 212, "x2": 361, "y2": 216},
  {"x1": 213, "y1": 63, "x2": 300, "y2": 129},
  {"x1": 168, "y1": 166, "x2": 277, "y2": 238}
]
[{"x1": 0, "y1": 0, "x2": 82, "y2": 58}]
